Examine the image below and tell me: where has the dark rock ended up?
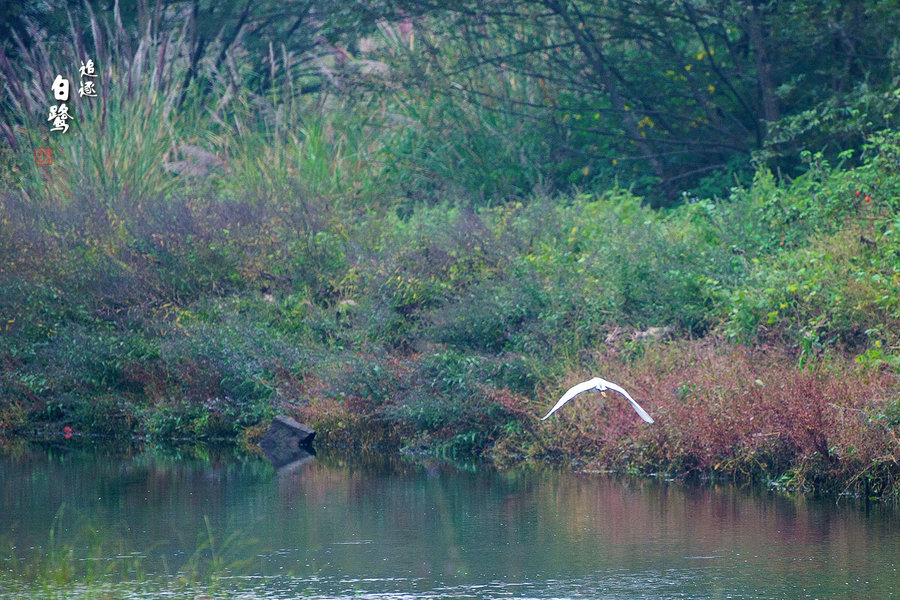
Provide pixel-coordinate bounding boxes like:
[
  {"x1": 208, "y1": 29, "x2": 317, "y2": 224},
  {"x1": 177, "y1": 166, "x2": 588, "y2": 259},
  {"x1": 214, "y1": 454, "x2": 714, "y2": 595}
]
[{"x1": 259, "y1": 416, "x2": 316, "y2": 469}]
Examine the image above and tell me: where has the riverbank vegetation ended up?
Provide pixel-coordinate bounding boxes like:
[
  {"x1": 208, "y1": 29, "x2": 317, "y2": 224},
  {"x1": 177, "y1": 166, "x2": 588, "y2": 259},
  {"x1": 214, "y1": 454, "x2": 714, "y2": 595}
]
[{"x1": 1, "y1": 1, "x2": 898, "y2": 498}]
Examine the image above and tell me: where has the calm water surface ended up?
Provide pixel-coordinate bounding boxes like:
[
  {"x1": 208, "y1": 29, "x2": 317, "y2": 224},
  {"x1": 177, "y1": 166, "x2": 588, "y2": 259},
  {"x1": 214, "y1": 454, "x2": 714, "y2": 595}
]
[{"x1": 0, "y1": 444, "x2": 897, "y2": 599}]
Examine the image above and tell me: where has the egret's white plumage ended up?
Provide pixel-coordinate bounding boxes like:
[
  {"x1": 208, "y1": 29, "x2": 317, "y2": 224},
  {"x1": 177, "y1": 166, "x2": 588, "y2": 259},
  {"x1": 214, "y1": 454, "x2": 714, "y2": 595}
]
[{"x1": 542, "y1": 377, "x2": 654, "y2": 423}]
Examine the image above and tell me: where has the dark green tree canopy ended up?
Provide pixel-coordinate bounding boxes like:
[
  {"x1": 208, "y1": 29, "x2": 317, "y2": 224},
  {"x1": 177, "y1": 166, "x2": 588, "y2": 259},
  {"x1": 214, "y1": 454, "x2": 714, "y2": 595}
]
[{"x1": 386, "y1": 0, "x2": 899, "y2": 201}]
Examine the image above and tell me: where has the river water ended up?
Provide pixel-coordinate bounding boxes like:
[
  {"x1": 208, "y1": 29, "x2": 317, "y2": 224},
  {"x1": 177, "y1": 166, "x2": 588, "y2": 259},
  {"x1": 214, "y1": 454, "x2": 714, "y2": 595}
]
[{"x1": 0, "y1": 444, "x2": 897, "y2": 599}]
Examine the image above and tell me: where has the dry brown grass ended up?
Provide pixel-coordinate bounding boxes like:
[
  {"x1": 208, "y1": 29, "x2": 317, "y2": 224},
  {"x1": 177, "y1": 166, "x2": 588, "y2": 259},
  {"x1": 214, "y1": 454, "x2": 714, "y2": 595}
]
[{"x1": 517, "y1": 339, "x2": 899, "y2": 495}]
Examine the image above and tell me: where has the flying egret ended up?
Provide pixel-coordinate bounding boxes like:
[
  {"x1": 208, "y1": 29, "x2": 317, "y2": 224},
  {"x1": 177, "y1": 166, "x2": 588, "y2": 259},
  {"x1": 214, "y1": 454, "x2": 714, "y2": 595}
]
[{"x1": 542, "y1": 377, "x2": 654, "y2": 423}]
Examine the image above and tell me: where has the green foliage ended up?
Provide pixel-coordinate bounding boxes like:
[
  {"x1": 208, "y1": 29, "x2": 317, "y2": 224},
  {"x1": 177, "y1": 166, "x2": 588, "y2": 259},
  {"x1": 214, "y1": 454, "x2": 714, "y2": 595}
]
[
  {"x1": 71, "y1": 396, "x2": 139, "y2": 438},
  {"x1": 718, "y1": 137, "x2": 900, "y2": 350},
  {"x1": 430, "y1": 277, "x2": 540, "y2": 353},
  {"x1": 856, "y1": 341, "x2": 900, "y2": 373},
  {"x1": 386, "y1": 350, "x2": 491, "y2": 428},
  {"x1": 146, "y1": 403, "x2": 207, "y2": 440},
  {"x1": 765, "y1": 69, "x2": 900, "y2": 173},
  {"x1": 158, "y1": 314, "x2": 304, "y2": 429},
  {"x1": 378, "y1": 0, "x2": 900, "y2": 203},
  {"x1": 382, "y1": 86, "x2": 549, "y2": 202},
  {"x1": 331, "y1": 352, "x2": 399, "y2": 411}
]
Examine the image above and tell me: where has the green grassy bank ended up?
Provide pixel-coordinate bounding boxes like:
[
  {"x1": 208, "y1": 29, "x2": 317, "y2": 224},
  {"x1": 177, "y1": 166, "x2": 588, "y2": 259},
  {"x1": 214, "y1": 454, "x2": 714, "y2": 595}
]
[{"x1": 2, "y1": 152, "x2": 898, "y2": 496}]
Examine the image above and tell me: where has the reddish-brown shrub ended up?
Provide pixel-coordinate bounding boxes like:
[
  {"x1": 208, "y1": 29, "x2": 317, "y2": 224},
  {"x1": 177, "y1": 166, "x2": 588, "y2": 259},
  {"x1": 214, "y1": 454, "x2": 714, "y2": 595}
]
[{"x1": 536, "y1": 340, "x2": 899, "y2": 494}]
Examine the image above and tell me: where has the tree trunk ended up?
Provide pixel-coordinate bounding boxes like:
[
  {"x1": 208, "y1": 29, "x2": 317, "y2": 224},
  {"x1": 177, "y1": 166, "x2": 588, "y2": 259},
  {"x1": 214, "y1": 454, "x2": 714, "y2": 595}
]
[{"x1": 745, "y1": 2, "x2": 779, "y2": 143}]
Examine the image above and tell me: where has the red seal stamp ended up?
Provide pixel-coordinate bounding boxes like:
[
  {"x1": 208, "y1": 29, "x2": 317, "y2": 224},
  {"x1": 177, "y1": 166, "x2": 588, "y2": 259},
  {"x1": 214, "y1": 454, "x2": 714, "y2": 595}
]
[{"x1": 34, "y1": 147, "x2": 53, "y2": 165}]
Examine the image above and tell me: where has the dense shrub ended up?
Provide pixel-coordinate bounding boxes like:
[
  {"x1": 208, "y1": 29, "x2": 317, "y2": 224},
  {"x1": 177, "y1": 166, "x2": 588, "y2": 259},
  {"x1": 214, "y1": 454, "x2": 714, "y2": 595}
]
[{"x1": 535, "y1": 341, "x2": 899, "y2": 496}]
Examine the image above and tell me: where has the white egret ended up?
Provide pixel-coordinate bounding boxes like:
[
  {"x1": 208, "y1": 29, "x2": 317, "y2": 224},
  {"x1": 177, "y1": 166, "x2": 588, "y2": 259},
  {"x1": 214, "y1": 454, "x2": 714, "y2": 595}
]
[{"x1": 542, "y1": 377, "x2": 654, "y2": 423}]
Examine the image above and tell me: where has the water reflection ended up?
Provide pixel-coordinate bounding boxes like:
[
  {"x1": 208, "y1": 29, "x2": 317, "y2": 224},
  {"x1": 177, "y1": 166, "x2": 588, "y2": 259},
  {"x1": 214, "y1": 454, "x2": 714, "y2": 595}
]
[{"x1": 0, "y1": 444, "x2": 897, "y2": 599}]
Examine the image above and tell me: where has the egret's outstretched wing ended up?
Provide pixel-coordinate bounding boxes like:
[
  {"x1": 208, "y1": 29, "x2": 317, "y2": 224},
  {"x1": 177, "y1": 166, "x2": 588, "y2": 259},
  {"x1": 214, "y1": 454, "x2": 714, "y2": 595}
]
[
  {"x1": 541, "y1": 378, "x2": 603, "y2": 420},
  {"x1": 541, "y1": 376, "x2": 654, "y2": 424},
  {"x1": 599, "y1": 378, "x2": 654, "y2": 424}
]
